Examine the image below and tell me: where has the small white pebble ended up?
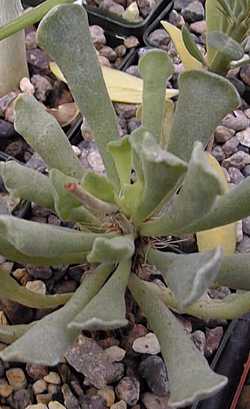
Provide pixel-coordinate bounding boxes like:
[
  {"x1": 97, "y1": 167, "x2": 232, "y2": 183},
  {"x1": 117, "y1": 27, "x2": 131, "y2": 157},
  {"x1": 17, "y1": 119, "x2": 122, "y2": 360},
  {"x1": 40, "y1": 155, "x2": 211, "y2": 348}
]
[
  {"x1": 132, "y1": 333, "x2": 160, "y2": 355},
  {"x1": 105, "y1": 346, "x2": 126, "y2": 362},
  {"x1": 26, "y1": 280, "x2": 46, "y2": 295},
  {"x1": 33, "y1": 379, "x2": 47, "y2": 395},
  {"x1": 72, "y1": 145, "x2": 81, "y2": 157},
  {"x1": 44, "y1": 372, "x2": 61, "y2": 385},
  {"x1": 48, "y1": 401, "x2": 66, "y2": 409},
  {"x1": 25, "y1": 404, "x2": 48, "y2": 409}
]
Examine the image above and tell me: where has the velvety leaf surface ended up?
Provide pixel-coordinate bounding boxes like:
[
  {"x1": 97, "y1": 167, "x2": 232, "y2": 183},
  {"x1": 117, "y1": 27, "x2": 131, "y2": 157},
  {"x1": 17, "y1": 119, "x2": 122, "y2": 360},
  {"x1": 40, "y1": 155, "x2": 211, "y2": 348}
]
[
  {"x1": 207, "y1": 31, "x2": 244, "y2": 61},
  {"x1": 167, "y1": 70, "x2": 240, "y2": 162},
  {"x1": 0, "y1": 323, "x2": 33, "y2": 344},
  {"x1": 129, "y1": 128, "x2": 187, "y2": 223},
  {"x1": 14, "y1": 95, "x2": 83, "y2": 179},
  {"x1": 37, "y1": 4, "x2": 119, "y2": 183},
  {"x1": 141, "y1": 143, "x2": 224, "y2": 236},
  {"x1": 206, "y1": 0, "x2": 228, "y2": 64},
  {"x1": 108, "y1": 136, "x2": 132, "y2": 187},
  {"x1": 149, "y1": 247, "x2": 223, "y2": 308},
  {"x1": 87, "y1": 235, "x2": 134, "y2": 263},
  {"x1": 182, "y1": 25, "x2": 206, "y2": 65},
  {"x1": 129, "y1": 274, "x2": 227, "y2": 408},
  {"x1": 0, "y1": 264, "x2": 113, "y2": 365},
  {"x1": 69, "y1": 259, "x2": 131, "y2": 330},
  {"x1": 0, "y1": 267, "x2": 71, "y2": 308},
  {"x1": 82, "y1": 172, "x2": 115, "y2": 204},
  {"x1": 0, "y1": 161, "x2": 54, "y2": 210},
  {"x1": 139, "y1": 50, "x2": 174, "y2": 144}
]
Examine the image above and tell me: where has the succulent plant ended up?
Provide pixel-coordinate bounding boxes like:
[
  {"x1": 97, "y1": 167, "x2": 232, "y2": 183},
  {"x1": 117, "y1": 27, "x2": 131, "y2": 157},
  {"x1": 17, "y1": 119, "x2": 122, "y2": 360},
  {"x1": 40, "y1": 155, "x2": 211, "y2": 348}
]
[
  {"x1": 162, "y1": 0, "x2": 250, "y2": 74},
  {"x1": 1, "y1": 3, "x2": 250, "y2": 407}
]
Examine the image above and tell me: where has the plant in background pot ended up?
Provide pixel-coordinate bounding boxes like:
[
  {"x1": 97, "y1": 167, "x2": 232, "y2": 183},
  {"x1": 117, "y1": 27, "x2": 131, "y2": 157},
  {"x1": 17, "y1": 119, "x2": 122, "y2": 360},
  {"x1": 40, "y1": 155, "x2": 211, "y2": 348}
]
[
  {"x1": 162, "y1": 0, "x2": 250, "y2": 74},
  {"x1": 1, "y1": 3, "x2": 250, "y2": 408}
]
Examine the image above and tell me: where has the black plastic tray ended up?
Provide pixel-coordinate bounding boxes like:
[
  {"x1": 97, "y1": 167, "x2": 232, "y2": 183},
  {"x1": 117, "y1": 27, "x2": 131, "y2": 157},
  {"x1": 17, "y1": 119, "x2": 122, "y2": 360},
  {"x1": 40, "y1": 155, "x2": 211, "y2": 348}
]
[
  {"x1": 85, "y1": 0, "x2": 173, "y2": 41},
  {"x1": 191, "y1": 314, "x2": 250, "y2": 409}
]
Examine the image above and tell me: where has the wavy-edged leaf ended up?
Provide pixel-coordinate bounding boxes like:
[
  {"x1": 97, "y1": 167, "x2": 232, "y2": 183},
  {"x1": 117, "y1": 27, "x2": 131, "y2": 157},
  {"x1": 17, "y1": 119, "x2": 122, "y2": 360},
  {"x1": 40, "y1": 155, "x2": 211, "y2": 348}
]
[
  {"x1": 148, "y1": 247, "x2": 223, "y2": 308},
  {"x1": 49, "y1": 62, "x2": 179, "y2": 104},
  {"x1": 108, "y1": 136, "x2": 132, "y2": 186},
  {"x1": 141, "y1": 143, "x2": 224, "y2": 236},
  {"x1": 129, "y1": 274, "x2": 227, "y2": 408},
  {"x1": 0, "y1": 161, "x2": 54, "y2": 210},
  {"x1": 167, "y1": 70, "x2": 240, "y2": 162},
  {"x1": 68, "y1": 259, "x2": 131, "y2": 331},
  {"x1": 161, "y1": 21, "x2": 202, "y2": 70},
  {"x1": 138, "y1": 49, "x2": 174, "y2": 144},
  {"x1": 82, "y1": 172, "x2": 115, "y2": 204},
  {"x1": 0, "y1": 266, "x2": 71, "y2": 309},
  {"x1": 129, "y1": 128, "x2": 187, "y2": 224},
  {"x1": 182, "y1": 25, "x2": 206, "y2": 65},
  {"x1": 0, "y1": 216, "x2": 107, "y2": 264},
  {"x1": 0, "y1": 264, "x2": 113, "y2": 365},
  {"x1": 206, "y1": 0, "x2": 228, "y2": 64},
  {"x1": 37, "y1": 4, "x2": 119, "y2": 183},
  {"x1": 49, "y1": 169, "x2": 100, "y2": 228},
  {"x1": 207, "y1": 31, "x2": 244, "y2": 61},
  {"x1": 87, "y1": 235, "x2": 134, "y2": 263},
  {"x1": 197, "y1": 154, "x2": 236, "y2": 256},
  {"x1": 14, "y1": 95, "x2": 83, "y2": 179},
  {"x1": 148, "y1": 248, "x2": 250, "y2": 291},
  {"x1": 0, "y1": 323, "x2": 33, "y2": 344}
]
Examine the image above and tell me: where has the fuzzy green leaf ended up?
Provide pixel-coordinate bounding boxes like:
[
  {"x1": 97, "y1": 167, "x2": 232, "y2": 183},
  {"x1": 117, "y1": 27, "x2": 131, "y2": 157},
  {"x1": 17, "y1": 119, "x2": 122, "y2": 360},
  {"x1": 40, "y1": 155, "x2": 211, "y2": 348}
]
[
  {"x1": 108, "y1": 136, "x2": 132, "y2": 187},
  {"x1": 0, "y1": 266, "x2": 71, "y2": 309},
  {"x1": 167, "y1": 70, "x2": 240, "y2": 162},
  {"x1": 82, "y1": 172, "x2": 115, "y2": 204},
  {"x1": 37, "y1": 4, "x2": 119, "y2": 183},
  {"x1": 129, "y1": 128, "x2": 187, "y2": 223},
  {"x1": 207, "y1": 31, "x2": 244, "y2": 61},
  {"x1": 0, "y1": 323, "x2": 33, "y2": 345},
  {"x1": 138, "y1": 50, "x2": 174, "y2": 144},
  {"x1": 182, "y1": 26, "x2": 206, "y2": 65},
  {"x1": 87, "y1": 235, "x2": 135, "y2": 263},
  {"x1": 14, "y1": 95, "x2": 83, "y2": 179},
  {"x1": 129, "y1": 274, "x2": 227, "y2": 408},
  {"x1": 141, "y1": 143, "x2": 224, "y2": 236},
  {"x1": 0, "y1": 161, "x2": 54, "y2": 210},
  {"x1": 69, "y1": 259, "x2": 131, "y2": 331},
  {"x1": 0, "y1": 216, "x2": 108, "y2": 265},
  {"x1": 0, "y1": 264, "x2": 113, "y2": 365},
  {"x1": 148, "y1": 247, "x2": 223, "y2": 308}
]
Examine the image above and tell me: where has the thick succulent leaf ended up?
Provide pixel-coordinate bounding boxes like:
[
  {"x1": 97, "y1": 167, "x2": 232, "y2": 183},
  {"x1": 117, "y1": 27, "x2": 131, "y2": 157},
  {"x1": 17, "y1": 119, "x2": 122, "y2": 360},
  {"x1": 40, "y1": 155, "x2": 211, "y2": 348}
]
[
  {"x1": 0, "y1": 264, "x2": 113, "y2": 365},
  {"x1": 138, "y1": 50, "x2": 174, "y2": 144},
  {"x1": 148, "y1": 248, "x2": 250, "y2": 291},
  {"x1": 129, "y1": 274, "x2": 227, "y2": 408},
  {"x1": 82, "y1": 172, "x2": 115, "y2": 204},
  {"x1": 182, "y1": 25, "x2": 206, "y2": 65},
  {"x1": 69, "y1": 259, "x2": 131, "y2": 331},
  {"x1": 108, "y1": 136, "x2": 132, "y2": 186},
  {"x1": 196, "y1": 154, "x2": 236, "y2": 256},
  {"x1": 161, "y1": 21, "x2": 202, "y2": 70},
  {"x1": 176, "y1": 177, "x2": 250, "y2": 234},
  {"x1": 207, "y1": 31, "x2": 244, "y2": 61},
  {"x1": 148, "y1": 247, "x2": 223, "y2": 308},
  {"x1": 0, "y1": 161, "x2": 54, "y2": 209},
  {"x1": 37, "y1": 4, "x2": 119, "y2": 183},
  {"x1": 14, "y1": 95, "x2": 83, "y2": 179},
  {"x1": 0, "y1": 216, "x2": 107, "y2": 262},
  {"x1": 161, "y1": 100, "x2": 175, "y2": 149},
  {"x1": 0, "y1": 266, "x2": 71, "y2": 309},
  {"x1": 87, "y1": 235, "x2": 134, "y2": 263},
  {"x1": 141, "y1": 143, "x2": 224, "y2": 236},
  {"x1": 206, "y1": 0, "x2": 228, "y2": 64},
  {"x1": 49, "y1": 169, "x2": 100, "y2": 228},
  {"x1": 0, "y1": 323, "x2": 33, "y2": 344},
  {"x1": 50, "y1": 61, "x2": 179, "y2": 104},
  {"x1": 129, "y1": 128, "x2": 187, "y2": 223},
  {"x1": 167, "y1": 70, "x2": 240, "y2": 162}
]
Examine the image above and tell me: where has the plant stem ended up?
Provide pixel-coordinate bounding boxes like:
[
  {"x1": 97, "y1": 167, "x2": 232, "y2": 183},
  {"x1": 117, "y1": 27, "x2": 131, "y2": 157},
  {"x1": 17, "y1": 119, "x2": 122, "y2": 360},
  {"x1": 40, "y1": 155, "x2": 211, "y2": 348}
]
[
  {"x1": 0, "y1": 0, "x2": 74, "y2": 41},
  {"x1": 147, "y1": 281, "x2": 250, "y2": 320}
]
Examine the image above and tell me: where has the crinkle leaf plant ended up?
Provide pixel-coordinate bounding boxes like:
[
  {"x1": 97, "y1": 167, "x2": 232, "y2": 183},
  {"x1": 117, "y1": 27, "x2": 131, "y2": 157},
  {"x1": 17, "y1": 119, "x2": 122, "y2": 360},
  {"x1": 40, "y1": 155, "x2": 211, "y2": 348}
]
[
  {"x1": 0, "y1": 4, "x2": 250, "y2": 408},
  {"x1": 162, "y1": 0, "x2": 250, "y2": 74}
]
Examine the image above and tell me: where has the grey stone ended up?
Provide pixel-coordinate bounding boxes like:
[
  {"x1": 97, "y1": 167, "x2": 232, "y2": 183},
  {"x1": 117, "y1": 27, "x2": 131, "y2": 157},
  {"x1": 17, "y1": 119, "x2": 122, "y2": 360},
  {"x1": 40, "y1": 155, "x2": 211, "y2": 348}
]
[
  {"x1": 31, "y1": 74, "x2": 52, "y2": 102},
  {"x1": 139, "y1": 356, "x2": 169, "y2": 396},
  {"x1": 99, "y1": 46, "x2": 117, "y2": 63},
  {"x1": 182, "y1": 1, "x2": 205, "y2": 22},
  {"x1": 214, "y1": 125, "x2": 235, "y2": 144},
  {"x1": 243, "y1": 216, "x2": 250, "y2": 235},
  {"x1": 222, "y1": 136, "x2": 239, "y2": 157},
  {"x1": 243, "y1": 164, "x2": 250, "y2": 177},
  {"x1": 237, "y1": 128, "x2": 250, "y2": 147},
  {"x1": 148, "y1": 29, "x2": 171, "y2": 51},
  {"x1": 211, "y1": 145, "x2": 225, "y2": 162},
  {"x1": 174, "y1": 0, "x2": 193, "y2": 11},
  {"x1": 89, "y1": 25, "x2": 106, "y2": 50},
  {"x1": 227, "y1": 167, "x2": 244, "y2": 184},
  {"x1": 238, "y1": 236, "x2": 250, "y2": 253},
  {"x1": 191, "y1": 330, "x2": 206, "y2": 354},
  {"x1": 208, "y1": 287, "x2": 231, "y2": 300},
  {"x1": 142, "y1": 392, "x2": 171, "y2": 409},
  {"x1": 240, "y1": 64, "x2": 250, "y2": 86},
  {"x1": 65, "y1": 335, "x2": 124, "y2": 389},
  {"x1": 205, "y1": 327, "x2": 223, "y2": 357},
  {"x1": 222, "y1": 111, "x2": 249, "y2": 131},
  {"x1": 222, "y1": 151, "x2": 250, "y2": 169},
  {"x1": 115, "y1": 377, "x2": 140, "y2": 406}
]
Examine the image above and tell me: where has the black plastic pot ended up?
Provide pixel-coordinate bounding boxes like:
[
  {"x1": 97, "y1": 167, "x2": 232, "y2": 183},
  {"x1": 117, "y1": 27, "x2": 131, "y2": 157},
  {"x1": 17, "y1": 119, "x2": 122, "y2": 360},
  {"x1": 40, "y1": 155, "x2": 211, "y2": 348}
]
[
  {"x1": 0, "y1": 152, "x2": 31, "y2": 218},
  {"x1": 85, "y1": 0, "x2": 173, "y2": 41},
  {"x1": 191, "y1": 314, "x2": 250, "y2": 409},
  {"x1": 22, "y1": 0, "x2": 44, "y2": 6}
]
